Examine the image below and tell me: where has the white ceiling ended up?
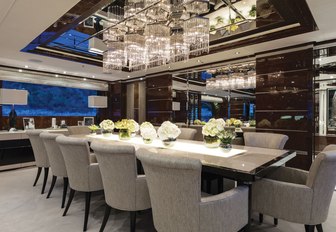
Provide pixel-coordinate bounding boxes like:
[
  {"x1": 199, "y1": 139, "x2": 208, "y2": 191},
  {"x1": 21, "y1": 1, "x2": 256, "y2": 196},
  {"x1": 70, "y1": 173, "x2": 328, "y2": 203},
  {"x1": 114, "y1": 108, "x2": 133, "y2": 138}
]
[{"x1": 0, "y1": 0, "x2": 335, "y2": 83}]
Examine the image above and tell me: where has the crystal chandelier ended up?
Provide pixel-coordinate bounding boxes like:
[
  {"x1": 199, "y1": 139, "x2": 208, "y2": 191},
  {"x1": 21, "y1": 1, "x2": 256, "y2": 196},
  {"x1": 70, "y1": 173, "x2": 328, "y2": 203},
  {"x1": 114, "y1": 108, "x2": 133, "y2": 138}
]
[
  {"x1": 206, "y1": 72, "x2": 256, "y2": 90},
  {"x1": 102, "y1": 0, "x2": 210, "y2": 73}
]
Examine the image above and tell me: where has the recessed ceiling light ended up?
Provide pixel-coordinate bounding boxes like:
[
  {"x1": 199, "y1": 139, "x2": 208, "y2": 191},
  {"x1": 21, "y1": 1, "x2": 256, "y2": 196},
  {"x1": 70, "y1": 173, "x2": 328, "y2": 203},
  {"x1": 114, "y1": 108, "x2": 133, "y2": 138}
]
[
  {"x1": 18, "y1": 69, "x2": 23, "y2": 72},
  {"x1": 140, "y1": 78, "x2": 143, "y2": 81},
  {"x1": 24, "y1": 65, "x2": 29, "y2": 68},
  {"x1": 235, "y1": 51, "x2": 240, "y2": 55},
  {"x1": 127, "y1": 75, "x2": 130, "y2": 78},
  {"x1": 92, "y1": 75, "x2": 95, "y2": 78},
  {"x1": 55, "y1": 74, "x2": 59, "y2": 77},
  {"x1": 168, "y1": 66, "x2": 171, "y2": 69},
  {"x1": 63, "y1": 71, "x2": 67, "y2": 74},
  {"x1": 83, "y1": 78, "x2": 87, "y2": 81},
  {"x1": 197, "y1": 59, "x2": 201, "y2": 63}
]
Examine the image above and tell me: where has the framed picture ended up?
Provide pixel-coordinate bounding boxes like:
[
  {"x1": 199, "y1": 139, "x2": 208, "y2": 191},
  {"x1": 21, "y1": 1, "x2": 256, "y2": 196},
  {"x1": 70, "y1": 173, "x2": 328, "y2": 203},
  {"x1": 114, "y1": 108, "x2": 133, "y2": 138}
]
[
  {"x1": 23, "y1": 118, "x2": 35, "y2": 130},
  {"x1": 83, "y1": 117, "x2": 94, "y2": 126},
  {"x1": 77, "y1": 121, "x2": 83, "y2": 126}
]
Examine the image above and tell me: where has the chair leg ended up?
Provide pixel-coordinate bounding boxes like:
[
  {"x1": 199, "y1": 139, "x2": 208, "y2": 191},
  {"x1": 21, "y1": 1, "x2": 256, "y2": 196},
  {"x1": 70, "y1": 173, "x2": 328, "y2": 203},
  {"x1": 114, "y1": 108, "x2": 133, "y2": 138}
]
[
  {"x1": 259, "y1": 213, "x2": 263, "y2": 224},
  {"x1": 84, "y1": 192, "x2": 91, "y2": 231},
  {"x1": 99, "y1": 205, "x2": 111, "y2": 232},
  {"x1": 41, "y1": 167, "x2": 49, "y2": 194},
  {"x1": 63, "y1": 189, "x2": 75, "y2": 216},
  {"x1": 305, "y1": 225, "x2": 315, "y2": 232},
  {"x1": 316, "y1": 224, "x2": 323, "y2": 232},
  {"x1": 130, "y1": 211, "x2": 136, "y2": 232},
  {"x1": 61, "y1": 177, "x2": 68, "y2": 208},
  {"x1": 33, "y1": 167, "x2": 42, "y2": 187},
  {"x1": 46, "y1": 175, "x2": 57, "y2": 198},
  {"x1": 274, "y1": 218, "x2": 278, "y2": 226}
]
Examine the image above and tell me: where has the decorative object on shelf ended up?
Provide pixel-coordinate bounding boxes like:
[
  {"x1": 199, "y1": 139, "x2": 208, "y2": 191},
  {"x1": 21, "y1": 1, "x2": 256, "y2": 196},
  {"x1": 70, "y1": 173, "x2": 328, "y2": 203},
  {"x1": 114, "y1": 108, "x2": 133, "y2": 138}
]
[
  {"x1": 206, "y1": 71, "x2": 256, "y2": 90},
  {"x1": 202, "y1": 118, "x2": 226, "y2": 148},
  {"x1": 83, "y1": 117, "x2": 94, "y2": 126},
  {"x1": 194, "y1": 119, "x2": 202, "y2": 125},
  {"x1": 158, "y1": 121, "x2": 181, "y2": 146},
  {"x1": 140, "y1": 122, "x2": 157, "y2": 144},
  {"x1": 0, "y1": 88, "x2": 28, "y2": 129},
  {"x1": 23, "y1": 118, "x2": 35, "y2": 130},
  {"x1": 115, "y1": 119, "x2": 139, "y2": 140},
  {"x1": 249, "y1": 119, "x2": 256, "y2": 127},
  {"x1": 233, "y1": 119, "x2": 243, "y2": 132},
  {"x1": 99, "y1": 119, "x2": 115, "y2": 137},
  {"x1": 218, "y1": 130, "x2": 236, "y2": 151},
  {"x1": 88, "y1": 124, "x2": 100, "y2": 134},
  {"x1": 102, "y1": 0, "x2": 210, "y2": 73}
]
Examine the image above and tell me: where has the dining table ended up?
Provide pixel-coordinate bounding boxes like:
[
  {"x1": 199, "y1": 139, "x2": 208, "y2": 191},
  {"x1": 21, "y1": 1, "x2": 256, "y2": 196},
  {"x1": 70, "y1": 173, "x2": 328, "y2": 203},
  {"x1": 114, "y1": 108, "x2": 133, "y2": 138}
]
[{"x1": 70, "y1": 133, "x2": 297, "y2": 231}]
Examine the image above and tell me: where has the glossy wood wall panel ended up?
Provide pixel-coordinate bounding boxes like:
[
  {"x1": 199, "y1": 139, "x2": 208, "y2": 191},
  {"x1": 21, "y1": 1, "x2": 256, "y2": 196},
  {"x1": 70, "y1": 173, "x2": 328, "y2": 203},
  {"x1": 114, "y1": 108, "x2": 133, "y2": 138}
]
[
  {"x1": 146, "y1": 74, "x2": 173, "y2": 123},
  {"x1": 256, "y1": 48, "x2": 314, "y2": 170}
]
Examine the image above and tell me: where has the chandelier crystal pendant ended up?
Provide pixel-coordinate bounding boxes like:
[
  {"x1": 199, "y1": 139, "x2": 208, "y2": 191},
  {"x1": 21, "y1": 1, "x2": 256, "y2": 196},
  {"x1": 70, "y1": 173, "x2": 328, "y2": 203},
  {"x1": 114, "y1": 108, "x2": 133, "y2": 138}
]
[
  {"x1": 183, "y1": 0, "x2": 210, "y2": 15},
  {"x1": 103, "y1": 42, "x2": 125, "y2": 72},
  {"x1": 145, "y1": 23, "x2": 171, "y2": 68},
  {"x1": 184, "y1": 16, "x2": 209, "y2": 56},
  {"x1": 124, "y1": 33, "x2": 146, "y2": 71},
  {"x1": 170, "y1": 28, "x2": 189, "y2": 62},
  {"x1": 206, "y1": 72, "x2": 256, "y2": 90}
]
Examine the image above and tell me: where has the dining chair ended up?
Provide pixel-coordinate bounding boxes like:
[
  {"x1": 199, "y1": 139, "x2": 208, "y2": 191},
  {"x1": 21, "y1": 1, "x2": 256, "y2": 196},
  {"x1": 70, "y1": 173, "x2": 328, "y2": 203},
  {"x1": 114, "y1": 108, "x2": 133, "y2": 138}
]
[
  {"x1": 26, "y1": 130, "x2": 50, "y2": 194},
  {"x1": 137, "y1": 148, "x2": 249, "y2": 232},
  {"x1": 91, "y1": 141, "x2": 151, "y2": 232},
  {"x1": 40, "y1": 132, "x2": 68, "y2": 208},
  {"x1": 56, "y1": 136, "x2": 103, "y2": 231},
  {"x1": 67, "y1": 126, "x2": 90, "y2": 135},
  {"x1": 252, "y1": 149, "x2": 336, "y2": 232},
  {"x1": 178, "y1": 128, "x2": 197, "y2": 140},
  {"x1": 243, "y1": 132, "x2": 289, "y2": 149}
]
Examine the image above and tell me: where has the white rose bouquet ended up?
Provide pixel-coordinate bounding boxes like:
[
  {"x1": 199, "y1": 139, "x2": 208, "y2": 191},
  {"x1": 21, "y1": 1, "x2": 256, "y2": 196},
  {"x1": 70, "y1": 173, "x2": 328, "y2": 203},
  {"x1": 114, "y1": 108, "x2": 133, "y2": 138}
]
[
  {"x1": 140, "y1": 121, "x2": 155, "y2": 130},
  {"x1": 157, "y1": 121, "x2": 181, "y2": 141},
  {"x1": 99, "y1": 119, "x2": 114, "y2": 131},
  {"x1": 202, "y1": 118, "x2": 226, "y2": 137},
  {"x1": 128, "y1": 119, "x2": 139, "y2": 133}
]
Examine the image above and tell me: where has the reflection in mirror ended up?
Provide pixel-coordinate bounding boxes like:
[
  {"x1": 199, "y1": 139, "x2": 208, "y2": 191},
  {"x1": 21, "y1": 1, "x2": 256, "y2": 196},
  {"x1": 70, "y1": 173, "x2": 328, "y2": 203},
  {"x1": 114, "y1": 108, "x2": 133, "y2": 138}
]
[{"x1": 172, "y1": 61, "x2": 256, "y2": 127}]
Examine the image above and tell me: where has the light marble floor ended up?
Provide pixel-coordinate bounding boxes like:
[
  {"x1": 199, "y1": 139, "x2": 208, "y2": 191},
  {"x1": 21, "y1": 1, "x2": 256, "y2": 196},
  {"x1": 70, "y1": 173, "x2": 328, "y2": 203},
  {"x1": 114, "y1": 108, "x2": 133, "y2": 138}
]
[{"x1": 0, "y1": 167, "x2": 335, "y2": 232}]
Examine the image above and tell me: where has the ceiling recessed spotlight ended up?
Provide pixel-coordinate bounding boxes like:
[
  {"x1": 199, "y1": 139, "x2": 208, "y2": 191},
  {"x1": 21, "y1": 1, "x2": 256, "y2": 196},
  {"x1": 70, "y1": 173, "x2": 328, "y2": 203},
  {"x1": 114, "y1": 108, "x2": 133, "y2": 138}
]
[
  {"x1": 18, "y1": 69, "x2": 23, "y2": 72},
  {"x1": 168, "y1": 66, "x2": 171, "y2": 69},
  {"x1": 83, "y1": 78, "x2": 87, "y2": 81},
  {"x1": 140, "y1": 78, "x2": 143, "y2": 81},
  {"x1": 127, "y1": 75, "x2": 130, "y2": 78},
  {"x1": 197, "y1": 59, "x2": 201, "y2": 63},
  {"x1": 92, "y1": 75, "x2": 95, "y2": 78},
  {"x1": 63, "y1": 71, "x2": 67, "y2": 74},
  {"x1": 24, "y1": 65, "x2": 29, "y2": 68},
  {"x1": 235, "y1": 51, "x2": 240, "y2": 55},
  {"x1": 55, "y1": 74, "x2": 59, "y2": 77}
]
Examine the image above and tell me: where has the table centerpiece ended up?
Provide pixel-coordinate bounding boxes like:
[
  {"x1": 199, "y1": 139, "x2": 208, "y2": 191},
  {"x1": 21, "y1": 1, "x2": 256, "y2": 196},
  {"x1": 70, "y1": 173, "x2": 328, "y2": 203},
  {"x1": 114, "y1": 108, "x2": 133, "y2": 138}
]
[
  {"x1": 140, "y1": 122, "x2": 157, "y2": 144},
  {"x1": 99, "y1": 119, "x2": 114, "y2": 137},
  {"x1": 202, "y1": 118, "x2": 226, "y2": 148},
  {"x1": 158, "y1": 121, "x2": 181, "y2": 146}
]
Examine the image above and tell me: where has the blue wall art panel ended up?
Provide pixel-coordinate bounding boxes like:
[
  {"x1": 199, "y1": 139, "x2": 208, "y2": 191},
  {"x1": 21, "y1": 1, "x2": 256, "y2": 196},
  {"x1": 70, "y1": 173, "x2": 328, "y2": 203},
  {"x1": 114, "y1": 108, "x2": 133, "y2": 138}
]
[
  {"x1": 2, "y1": 81, "x2": 97, "y2": 116},
  {"x1": 201, "y1": 102, "x2": 213, "y2": 122}
]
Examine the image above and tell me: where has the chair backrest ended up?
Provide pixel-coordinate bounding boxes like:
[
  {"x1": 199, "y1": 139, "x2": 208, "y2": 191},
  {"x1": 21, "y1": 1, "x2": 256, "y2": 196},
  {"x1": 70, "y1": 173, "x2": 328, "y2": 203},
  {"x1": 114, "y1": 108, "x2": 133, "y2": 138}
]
[
  {"x1": 306, "y1": 150, "x2": 336, "y2": 222},
  {"x1": 26, "y1": 130, "x2": 49, "y2": 167},
  {"x1": 322, "y1": 144, "x2": 336, "y2": 152},
  {"x1": 40, "y1": 132, "x2": 67, "y2": 177},
  {"x1": 179, "y1": 128, "x2": 197, "y2": 140},
  {"x1": 56, "y1": 136, "x2": 91, "y2": 191},
  {"x1": 243, "y1": 132, "x2": 288, "y2": 149},
  {"x1": 91, "y1": 141, "x2": 138, "y2": 211},
  {"x1": 137, "y1": 148, "x2": 201, "y2": 232},
  {"x1": 67, "y1": 126, "x2": 90, "y2": 135}
]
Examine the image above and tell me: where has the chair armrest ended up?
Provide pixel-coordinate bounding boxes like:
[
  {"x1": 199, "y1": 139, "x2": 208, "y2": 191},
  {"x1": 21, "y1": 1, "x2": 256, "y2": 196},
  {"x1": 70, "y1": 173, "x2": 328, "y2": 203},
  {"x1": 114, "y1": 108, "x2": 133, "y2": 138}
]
[
  {"x1": 252, "y1": 178, "x2": 313, "y2": 223},
  {"x1": 266, "y1": 166, "x2": 308, "y2": 185},
  {"x1": 89, "y1": 153, "x2": 97, "y2": 163},
  {"x1": 135, "y1": 175, "x2": 151, "y2": 210},
  {"x1": 88, "y1": 163, "x2": 103, "y2": 192},
  {"x1": 200, "y1": 186, "x2": 248, "y2": 232}
]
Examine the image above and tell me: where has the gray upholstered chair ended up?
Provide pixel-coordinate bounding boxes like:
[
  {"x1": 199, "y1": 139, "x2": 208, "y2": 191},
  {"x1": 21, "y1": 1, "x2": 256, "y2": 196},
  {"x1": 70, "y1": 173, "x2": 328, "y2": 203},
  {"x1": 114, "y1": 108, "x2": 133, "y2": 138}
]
[
  {"x1": 91, "y1": 141, "x2": 151, "y2": 232},
  {"x1": 252, "y1": 149, "x2": 336, "y2": 232},
  {"x1": 56, "y1": 136, "x2": 103, "y2": 231},
  {"x1": 40, "y1": 132, "x2": 68, "y2": 208},
  {"x1": 178, "y1": 128, "x2": 197, "y2": 140},
  {"x1": 137, "y1": 148, "x2": 249, "y2": 232},
  {"x1": 243, "y1": 132, "x2": 289, "y2": 149},
  {"x1": 67, "y1": 126, "x2": 90, "y2": 135},
  {"x1": 26, "y1": 130, "x2": 50, "y2": 194}
]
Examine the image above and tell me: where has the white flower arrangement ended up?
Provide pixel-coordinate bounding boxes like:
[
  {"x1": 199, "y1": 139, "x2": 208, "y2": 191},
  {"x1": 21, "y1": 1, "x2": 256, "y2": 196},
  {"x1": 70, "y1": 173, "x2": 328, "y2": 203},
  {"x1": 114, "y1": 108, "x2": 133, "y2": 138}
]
[
  {"x1": 140, "y1": 121, "x2": 155, "y2": 130},
  {"x1": 140, "y1": 127, "x2": 157, "y2": 140},
  {"x1": 99, "y1": 119, "x2": 114, "y2": 131},
  {"x1": 202, "y1": 118, "x2": 226, "y2": 137},
  {"x1": 129, "y1": 119, "x2": 139, "y2": 133},
  {"x1": 157, "y1": 121, "x2": 181, "y2": 141},
  {"x1": 233, "y1": 119, "x2": 243, "y2": 127}
]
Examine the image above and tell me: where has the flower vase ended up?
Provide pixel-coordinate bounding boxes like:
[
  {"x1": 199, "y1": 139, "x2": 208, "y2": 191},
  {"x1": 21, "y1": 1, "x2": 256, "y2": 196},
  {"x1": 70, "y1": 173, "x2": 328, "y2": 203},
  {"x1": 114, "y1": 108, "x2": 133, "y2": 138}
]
[
  {"x1": 119, "y1": 129, "x2": 131, "y2": 140},
  {"x1": 203, "y1": 136, "x2": 220, "y2": 148},
  {"x1": 143, "y1": 138, "x2": 153, "y2": 144},
  {"x1": 102, "y1": 130, "x2": 112, "y2": 137},
  {"x1": 162, "y1": 138, "x2": 176, "y2": 147},
  {"x1": 220, "y1": 142, "x2": 232, "y2": 151},
  {"x1": 235, "y1": 126, "x2": 243, "y2": 132}
]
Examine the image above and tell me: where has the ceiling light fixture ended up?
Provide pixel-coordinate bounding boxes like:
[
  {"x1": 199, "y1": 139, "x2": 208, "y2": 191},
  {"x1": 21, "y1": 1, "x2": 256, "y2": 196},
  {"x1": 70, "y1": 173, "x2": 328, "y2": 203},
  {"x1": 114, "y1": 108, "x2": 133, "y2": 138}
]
[
  {"x1": 18, "y1": 69, "x2": 23, "y2": 72},
  {"x1": 102, "y1": 0, "x2": 210, "y2": 73},
  {"x1": 24, "y1": 65, "x2": 29, "y2": 68}
]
